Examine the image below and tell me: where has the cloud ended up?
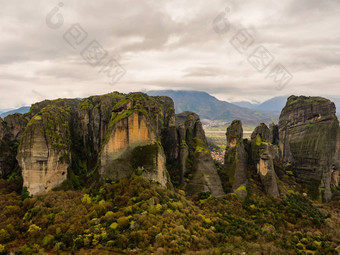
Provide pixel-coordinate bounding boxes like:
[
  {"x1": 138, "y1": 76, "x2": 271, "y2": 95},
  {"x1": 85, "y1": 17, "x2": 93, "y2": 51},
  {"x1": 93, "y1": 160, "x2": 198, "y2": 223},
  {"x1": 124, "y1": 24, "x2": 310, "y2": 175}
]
[
  {"x1": 0, "y1": 0, "x2": 340, "y2": 108},
  {"x1": 183, "y1": 67, "x2": 227, "y2": 77}
]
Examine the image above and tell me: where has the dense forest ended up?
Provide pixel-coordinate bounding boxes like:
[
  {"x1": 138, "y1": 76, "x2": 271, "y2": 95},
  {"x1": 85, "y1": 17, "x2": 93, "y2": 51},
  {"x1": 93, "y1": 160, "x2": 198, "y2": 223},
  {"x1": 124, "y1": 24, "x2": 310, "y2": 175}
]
[{"x1": 0, "y1": 169, "x2": 339, "y2": 254}]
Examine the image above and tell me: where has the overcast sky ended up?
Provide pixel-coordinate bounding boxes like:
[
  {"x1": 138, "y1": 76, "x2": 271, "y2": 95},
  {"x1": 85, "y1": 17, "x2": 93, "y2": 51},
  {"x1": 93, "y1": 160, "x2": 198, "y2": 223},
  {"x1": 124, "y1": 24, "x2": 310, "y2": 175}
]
[{"x1": 1, "y1": 0, "x2": 340, "y2": 109}]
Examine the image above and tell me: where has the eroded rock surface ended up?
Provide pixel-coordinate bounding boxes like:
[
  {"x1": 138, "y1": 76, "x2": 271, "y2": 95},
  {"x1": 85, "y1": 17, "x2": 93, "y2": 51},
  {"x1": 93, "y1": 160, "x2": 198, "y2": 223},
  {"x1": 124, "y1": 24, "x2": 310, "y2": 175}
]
[
  {"x1": 0, "y1": 114, "x2": 28, "y2": 178},
  {"x1": 279, "y1": 95, "x2": 340, "y2": 201},
  {"x1": 17, "y1": 106, "x2": 72, "y2": 195},
  {"x1": 170, "y1": 112, "x2": 225, "y2": 197},
  {"x1": 99, "y1": 95, "x2": 170, "y2": 187},
  {"x1": 251, "y1": 124, "x2": 280, "y2": 197},
  {"x1": 5, "y1": 92, "x2": 224, "y2": 196},
  {"x1": 224, "y1": 120, "x2": 248, "y2": 199}
]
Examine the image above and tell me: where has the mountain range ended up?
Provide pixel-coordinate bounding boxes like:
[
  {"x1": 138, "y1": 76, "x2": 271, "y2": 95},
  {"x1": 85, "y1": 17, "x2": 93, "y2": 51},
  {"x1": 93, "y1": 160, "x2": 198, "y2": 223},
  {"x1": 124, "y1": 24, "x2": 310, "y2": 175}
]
[
  {"x1": 147, "y1": 90, "x2": 278, "y2": 125},
  {"x1": 0, "y1": 106, "x2": 30, "y2": 118},
  {"x1": 234, "y1": 96, "x2": 340, "y2": 115},
  {"x1": 2, "y1": 93, "x2": 340, "y2": 125},
  {"x1": 0, "y1": 92, "x2": 340, "y2": 254}
]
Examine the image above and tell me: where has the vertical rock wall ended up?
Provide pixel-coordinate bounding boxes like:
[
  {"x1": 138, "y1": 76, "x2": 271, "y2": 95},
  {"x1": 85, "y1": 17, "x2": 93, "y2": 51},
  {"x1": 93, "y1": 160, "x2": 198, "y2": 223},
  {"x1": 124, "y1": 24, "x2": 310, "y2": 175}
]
[
  {"x1": 279, "y1": 96, "x2": 340, "y2": 201},
  {"x1": 17, "y1": 106, "x2": 71, "y2": 195},
  {"x1": 224, "y1": 120, "x2": 248, "y2": 199}
]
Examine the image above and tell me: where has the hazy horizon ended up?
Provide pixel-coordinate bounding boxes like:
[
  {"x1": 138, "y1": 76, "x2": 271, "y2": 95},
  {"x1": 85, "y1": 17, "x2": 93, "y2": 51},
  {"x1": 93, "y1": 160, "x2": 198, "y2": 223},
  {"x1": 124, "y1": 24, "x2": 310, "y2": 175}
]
[{"x1": 2, "y1": 89, "x2": 340, "y2": 112}]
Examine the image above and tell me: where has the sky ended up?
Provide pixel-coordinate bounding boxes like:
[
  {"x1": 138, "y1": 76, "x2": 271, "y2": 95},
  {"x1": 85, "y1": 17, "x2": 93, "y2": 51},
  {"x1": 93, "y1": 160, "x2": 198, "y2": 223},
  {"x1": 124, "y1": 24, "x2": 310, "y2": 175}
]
[{"x1": 1, "y1": 0, "x2": 340, "y2": 109}]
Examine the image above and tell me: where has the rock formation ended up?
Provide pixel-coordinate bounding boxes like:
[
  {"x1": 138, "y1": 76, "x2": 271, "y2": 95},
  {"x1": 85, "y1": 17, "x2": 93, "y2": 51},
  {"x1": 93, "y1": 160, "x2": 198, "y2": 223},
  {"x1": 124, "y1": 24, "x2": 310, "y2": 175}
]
[
  {"x1": 99, "y1": 94, "x2": 172, "y2": 187},
  {"x1": 269, "y1": 123, "x2": 279, "y2": 145},
  {"x1": 330, "y1": 167, "x2": 339, "y2": 187},
  {"x1": 224, "y1": 120, "x2": 248, "y2": 199},
  {"x1": 1, "y1": 92, "x2": 224, "y2": 197},
  {"x1": 17, "y1": 105, "x2": 72, "y2": 195},
  {"x1": 251, "y1": 123, "x2": 279, "y2": 197},
  {"x1": 0, "y1": 114, "x2": 28, "y2": 178},
  {"x1": 223, "y1": 121, "x2": 279, "y2": 198},
  {"x1": 171, "y1": 112, "x2": 225, "y2": 197},
  {"x1": 222, "y1": 96, "x2": 340, "y2": 201},
  {"x1": 279, "y1": 95, "x2": 340, "y2": 201},
  {"x1": 3, "y1": 92, "x2": 339, "y2": 202}
]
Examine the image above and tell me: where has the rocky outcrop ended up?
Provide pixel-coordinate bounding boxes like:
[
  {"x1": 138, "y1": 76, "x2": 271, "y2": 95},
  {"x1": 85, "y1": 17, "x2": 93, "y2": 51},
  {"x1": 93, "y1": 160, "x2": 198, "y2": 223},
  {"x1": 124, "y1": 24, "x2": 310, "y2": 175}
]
[
  {"x1": 76, "y1": 93, "x2": 125, "y2": 164},
  {"x1": 279, "y1": 95, "x2": 340, "y2": 201},
  {"x1": 17, "y1": 93, "x2": 173, "y2": 194},
  {"x1": 269, "y1": 123, "x2": 279, "y2": 145},
  {"x1": 17, "y1": 105, "x2": 72, "y2": 195},
  {"x1": 331, "y1": 168, "x2": 339, "y2": 187},
  {"x1": 251, "y1": 123, "x2": 271, "y2": 143},
  {"x1": 251, "y1": 123, "x2": 279, "y2": 197},
  {"x1": 3, "y1": 92, "x2": 223, "y2": 196},
  {"x1": 0, "y1": 114, "x2": 28, "y2": 178},
  {"x1": 223, "y1": 121, "x2": 279, "y2": 198},
  {"x1": 224, "y1": 120, "x2": 248, "y2": 199},
  {"x1": 4, "y1": 92, "x2": 340, "y2": 202},
  {"x1": 221, "y1": 96, "x2": 340, "y2": 201},
  {"x1": 165, "y1": 111, "x2": 225, "y2": 197},
  {"x1": 99, "y1": 94, "x2": 171, "y2": 187}
]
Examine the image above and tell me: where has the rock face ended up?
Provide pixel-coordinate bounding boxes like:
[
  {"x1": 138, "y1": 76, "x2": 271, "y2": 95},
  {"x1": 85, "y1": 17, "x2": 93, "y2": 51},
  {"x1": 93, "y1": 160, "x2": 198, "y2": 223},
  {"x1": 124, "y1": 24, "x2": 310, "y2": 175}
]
[
  {"x1": 171, "y1": 112, "x2": 225, "y2": 197},
  {"x1": 0, "y1": 114, "x2": 28, "y2": 178},
  {"x1": 223, "y1": 121, "x2": 279, "y2": 198},
  {"x1": 99, "y1": 94, "x2": 171, "y2": 187},
  {"x1": 1, "y1": 92, "x2": 224, "y2": 196},
  {"x1": 224, "y1": 120, "x2": 248, "y2": 199},
  {"x1": 279, "y1": 95, "x2": 340, "y2": 201},
  {"x1": 251, "y1": 123, "x2": 279, "y2": 197},
  {"x1": 331, "y1": 168, "x2": 339, "y2": 187},
  {"x1": 17, "y1": 106, "x2": 71, "y2": 194},
  {"x1": 221, "y1": 95, "x2": 340, "y2": 201},
  {"x1": 16, "y1": 93, "x2": 173, "y2": 194}
]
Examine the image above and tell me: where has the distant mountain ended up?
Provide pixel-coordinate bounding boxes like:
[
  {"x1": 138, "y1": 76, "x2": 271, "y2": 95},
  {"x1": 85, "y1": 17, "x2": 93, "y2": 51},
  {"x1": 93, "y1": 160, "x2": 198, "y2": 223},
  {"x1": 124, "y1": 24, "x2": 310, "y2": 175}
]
[
  {"x1": 147, "y1": 90, "x2": 278, "y2": 125},
  {"x1": 0, "y1": 109, "x2": 12, "y2": 114},
  {"x1": 235, "y1": 95, "x2": 340, "y2": 116},
  {"x1": 232, "y1": 101, "x2": 258, "y2": 109},
  {"x1": 0, "y1": 106, "x2": 30, "y2": 118},
  {"x1": 255, "y1": 96, "x2": 288, "y2": 113},
  {"x1": 233, "y1": 96, "x2": 287, "y2": 113}
]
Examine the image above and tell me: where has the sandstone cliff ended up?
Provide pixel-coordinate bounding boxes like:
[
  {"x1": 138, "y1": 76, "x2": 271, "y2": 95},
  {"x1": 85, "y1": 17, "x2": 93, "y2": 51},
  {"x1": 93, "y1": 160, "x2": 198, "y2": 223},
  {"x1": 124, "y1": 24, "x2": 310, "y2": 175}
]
[
  {"x1": 99, "y1": 93, "x2": 172, "y2": 187},
  {"x1": 251, "y1": 123, "x2": 279, "y2": 197},
  {"x1": 1, "y1": 92, "x2": 224, "y2": 196},
  {"x1": 221, "y1": 96, "x2": 340, "y2": 201},
  {"x1": 224, "y1": 120, "x2": 248, "y2": 199},
  {"x1": 279, "y1": 95, "x2": 340, "y2": 201},
  {"x1": 17, "y1": 105, "x2": 72, "y2": 194},
  {"x1": 171, "y1": 112, "x2": 225, "y2": 197},
  {"x1": 223, "y1": 121, "x2": 279, "y2": 198},
  {"x1": 0, "y1": 114, "x2": 28, "y2": 178}
]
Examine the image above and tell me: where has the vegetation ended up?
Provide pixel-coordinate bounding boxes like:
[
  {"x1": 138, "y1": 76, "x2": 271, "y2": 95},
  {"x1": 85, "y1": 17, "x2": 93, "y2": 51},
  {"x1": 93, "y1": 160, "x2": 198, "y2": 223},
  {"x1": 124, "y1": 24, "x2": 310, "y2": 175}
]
[
  {"x1": 0, "y1": 173, "x2": 339, "y2": 254},
  {"x1": 2, "y1": 92, "x2": 340, "y2": 254}
]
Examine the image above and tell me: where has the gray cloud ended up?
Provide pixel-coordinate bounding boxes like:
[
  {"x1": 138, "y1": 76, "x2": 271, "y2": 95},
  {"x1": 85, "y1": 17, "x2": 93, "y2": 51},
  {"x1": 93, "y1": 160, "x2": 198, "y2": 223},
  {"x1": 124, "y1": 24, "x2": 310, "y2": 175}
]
[{"x1": 0, "y1": 0, "x2": 340, "y2": 109}]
